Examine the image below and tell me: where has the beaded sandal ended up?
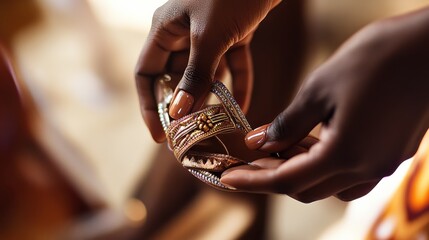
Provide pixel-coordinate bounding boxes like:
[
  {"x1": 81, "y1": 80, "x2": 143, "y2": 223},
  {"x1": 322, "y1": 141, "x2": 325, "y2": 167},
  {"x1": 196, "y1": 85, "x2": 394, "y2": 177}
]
[{"x1": 156, "y1": 75, "x2": 253, "y2": 190}]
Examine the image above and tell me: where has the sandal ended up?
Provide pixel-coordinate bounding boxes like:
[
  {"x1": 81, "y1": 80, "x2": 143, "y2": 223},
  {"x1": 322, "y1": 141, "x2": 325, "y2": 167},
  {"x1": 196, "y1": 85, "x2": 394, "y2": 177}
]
[{"x1": 156, "y1": 75, "x2": 254, "y2": 190}]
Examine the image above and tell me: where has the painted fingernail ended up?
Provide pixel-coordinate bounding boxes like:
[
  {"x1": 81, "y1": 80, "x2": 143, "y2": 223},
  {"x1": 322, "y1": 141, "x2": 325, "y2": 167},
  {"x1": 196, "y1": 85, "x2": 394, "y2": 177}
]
[
  {"x1": 169, "y1": 90, "x2": 194, "y2": 119},
  {"x1": 245, "y1": 124, "x2": 269, "y2": 150}
]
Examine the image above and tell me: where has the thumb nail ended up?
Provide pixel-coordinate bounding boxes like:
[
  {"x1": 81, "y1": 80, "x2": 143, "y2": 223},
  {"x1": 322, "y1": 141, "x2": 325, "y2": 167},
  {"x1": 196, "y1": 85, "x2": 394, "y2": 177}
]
[
  {"x1": 245, "y1": 124, "x2": 269, "y2": 150},
  {"x1": 169, "y1": 90, "x2": 194, "y2": 119}
]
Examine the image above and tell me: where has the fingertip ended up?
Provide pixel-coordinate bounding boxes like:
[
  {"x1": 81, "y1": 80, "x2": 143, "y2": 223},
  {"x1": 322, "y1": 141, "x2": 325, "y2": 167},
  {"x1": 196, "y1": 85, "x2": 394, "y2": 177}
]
[
  {"x1": 142, "y1": 111, "x2": 166, "y2": 143},
  {"x1": 222, "y1": 162, "x2": 278, "y2": 190},
  {"x1": 220, "y1": 170, "x2": 241, "y2": 189},
  {"x1": 220, "y1": 173, "x2": 234, "y2": 185},
  {"x1": 244, "y1": 124, "x2": 269, "y2": 150},
  {"x1": 152, "y1": 131, "x2": 166, "y2": 143},
  {"x1": 220, "y1": 164, "x2": 262, "y2": 190},
  {"x1": 245, "y1": 123, "x2": 303, "y2": 153}
]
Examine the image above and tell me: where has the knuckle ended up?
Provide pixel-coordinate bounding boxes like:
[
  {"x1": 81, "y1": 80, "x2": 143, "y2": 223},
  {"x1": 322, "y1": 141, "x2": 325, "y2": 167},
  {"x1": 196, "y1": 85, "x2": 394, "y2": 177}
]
[
  {"x1": 335, "y1": 193, "x2": 357, "y2": 202},
  {"x1": 366, "y1": 162, "x2": 398, "y2": 179},
  {"x1": 134, "y1": 67, "x2": 145, "y2": 80},
  {"x1": 153, "y1": 6, "x2": 164, "y2": 19},
  {"x1": 152, "y1": 5, "x2": 167, "y2": 27},
  {"x1": 152, "y1": 3, "x2": 185, "y2": 34},
  {"x1": 403, "y1": 141, "x2": 420, "y2": 160},
  {"x1": 295, "y1": 194, "x2": 319, "y2": 204},
  {"x1": 402, "y1": 151, "x2": 416, "y2": 162},
  {"x1": 190, "y1": 28, "x2": 203, "y2": 44},
  {"x1": 179, "y1": 65, "x2": 212, "y2": 93},
  {"x1": 268, "y1": 116, "x2": 287, "y2": 141},
  {"x1": 268, "y1": 114, "x2": 288, "y2": 141},
  {"x1": 350, "y1": 159, "x2": 396, "y2": 181},
  {"x1": 380, "y1": 163, "x2": 399, "y2": 178}
]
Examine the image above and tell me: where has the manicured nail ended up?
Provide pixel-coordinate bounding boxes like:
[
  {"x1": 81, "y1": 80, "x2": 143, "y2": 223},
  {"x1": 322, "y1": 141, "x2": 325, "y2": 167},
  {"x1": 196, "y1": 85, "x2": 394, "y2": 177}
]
[
  {"x1": 169, "y1": 90, "x2": 194, "y2": 119},
  {"x1": 245, "y1": 124, "x2": 269, "y2": 150}
]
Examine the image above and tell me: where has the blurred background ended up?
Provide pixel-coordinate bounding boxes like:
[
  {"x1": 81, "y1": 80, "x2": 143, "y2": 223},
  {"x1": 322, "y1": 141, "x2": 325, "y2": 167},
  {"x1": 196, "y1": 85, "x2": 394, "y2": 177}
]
[{"x1": 0, "y1": 0, "x2": 428, "y2": 239}]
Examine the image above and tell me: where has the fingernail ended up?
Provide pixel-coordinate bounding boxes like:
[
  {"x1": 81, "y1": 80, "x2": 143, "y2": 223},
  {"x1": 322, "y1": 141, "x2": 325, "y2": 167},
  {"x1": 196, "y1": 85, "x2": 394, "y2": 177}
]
[
  {"x1": 245, "y1": 124, "x2": 269, "y2": 150},
  {"x1": 169, "y1": 90, "x2": 194, "y2": 119}
]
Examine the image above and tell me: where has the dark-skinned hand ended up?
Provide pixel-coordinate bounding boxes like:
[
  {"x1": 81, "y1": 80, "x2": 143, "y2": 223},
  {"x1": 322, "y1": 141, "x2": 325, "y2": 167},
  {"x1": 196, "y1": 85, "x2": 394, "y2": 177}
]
[
  {"x1": 221, "y1": 7, "x2": 429, "y2": 202},
  {"x1": 135, "y1": 0, "x2": 281, "y2": 142}
]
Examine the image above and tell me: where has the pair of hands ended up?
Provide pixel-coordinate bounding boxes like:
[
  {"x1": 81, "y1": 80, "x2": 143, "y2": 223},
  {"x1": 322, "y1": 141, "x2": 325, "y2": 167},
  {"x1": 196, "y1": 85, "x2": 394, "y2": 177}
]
[{"x1": 136, "y1": 1, "x2": 429, "y2": 202}]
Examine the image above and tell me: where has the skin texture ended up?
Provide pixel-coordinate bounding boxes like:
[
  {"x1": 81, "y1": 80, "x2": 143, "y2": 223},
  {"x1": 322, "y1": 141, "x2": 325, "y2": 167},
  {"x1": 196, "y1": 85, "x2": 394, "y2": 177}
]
[
  {"x1": 135, "y1": 0, "x2": 281, "y2": 142},
  {"x1": 221, "y1": 7, "x2": 429, "y2": 202},
  {"x1": 132, "y1": 3, "x2": 306, "y2": 238},
  {"x1": 136, "y1": 1, "x2": 429, "y2": 203}
]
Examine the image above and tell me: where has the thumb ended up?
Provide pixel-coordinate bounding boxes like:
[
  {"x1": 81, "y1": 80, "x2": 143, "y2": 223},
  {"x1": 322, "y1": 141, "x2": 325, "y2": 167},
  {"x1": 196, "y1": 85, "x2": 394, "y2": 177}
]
[
  {"x1": 168, "y1": 36, "x2": 224, "y2": 119},
  {"x1": 245, "y1": 86, "x2": 328, "y2": 152}
]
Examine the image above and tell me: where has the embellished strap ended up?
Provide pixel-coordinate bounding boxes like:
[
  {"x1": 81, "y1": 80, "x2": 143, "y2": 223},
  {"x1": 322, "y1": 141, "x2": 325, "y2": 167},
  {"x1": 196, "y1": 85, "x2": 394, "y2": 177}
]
[
  {"x1": 165, "y1": 81, "x2": 252, "y2": 162},
  {"x1": 166, "y1": 105, "x2": 235, "y2": 161},
  {"x1": 158, "y1": 79, "x2": 252, "y2": 190}
]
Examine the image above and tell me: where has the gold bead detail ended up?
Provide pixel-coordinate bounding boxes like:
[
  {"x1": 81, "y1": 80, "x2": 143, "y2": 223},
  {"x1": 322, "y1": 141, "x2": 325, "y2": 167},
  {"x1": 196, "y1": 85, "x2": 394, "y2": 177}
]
[{"x1": 196, "y1": 113, "x2": 214, "y2": 132}]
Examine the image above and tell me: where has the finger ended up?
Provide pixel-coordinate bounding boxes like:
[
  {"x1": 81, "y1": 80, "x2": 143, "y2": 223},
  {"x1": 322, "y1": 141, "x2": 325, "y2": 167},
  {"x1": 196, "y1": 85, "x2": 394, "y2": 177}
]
[
  {"x1": 243, "y1": 135, "x2": 318, "y2": 168},
  {"x1": 299, "y1": 135, "x2": 320, "y2": 149},
  {"x1": 136, "y1": 13, "x2": 190, "y2": 77},
  {"x1": 335, "y1": 180, "x2": 380, "y2": 201},
  {"x1": 135, "y1": 7, "x2": 190, "y2": 141},
  {"x1": 249, "y1": 158, "x2": 285, "y2": 169},
  {"x1": 277, "y1": 145, "x2": 309, "y2": 160},
  {"x1": 220, "y1": 164, "x2": 282, "y2": 194},
  {"x1": 135, "y1": 85, "x2": 166, "y2": 142},
  {"x1": 169, "y1": 30, "x2": 226, "y2": 119},
  {"x1": 289, "y1": 173, "x2": 363, "y2": 203},
  {"x1": 245, "y1": 122, "x2": 319, "y2": 152},
  {"x1": 248, "y1": 82, "x2": 328, "y2": 152},
  {"x1": 135, "y1": 32, "x2": 184, "y2": 141},
  {"x1": 276, "y1": 135, "x2": 320, "y2": 159},
  {"x1": 221, "y1": 145, "x2": 334, "y2": 194},
  {"x1": 135, "y1": 35, "x2": 172, "y2": 142},
  {"x1": 226, "y1": 45, "x2": 253, "y2": 114},
  {"x1": 167, "y1": 50, "x2": 190, "y2": 74},
  {"x1": 214, "y1": 56, "x2": 228, "y2": 82}
]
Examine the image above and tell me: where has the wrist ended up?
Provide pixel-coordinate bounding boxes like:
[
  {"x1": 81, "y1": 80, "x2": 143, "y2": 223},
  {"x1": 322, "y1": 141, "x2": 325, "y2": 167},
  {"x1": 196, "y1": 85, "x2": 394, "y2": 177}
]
[{"x1": 369, "y1": 6, "x2": 429, "y2": 93}]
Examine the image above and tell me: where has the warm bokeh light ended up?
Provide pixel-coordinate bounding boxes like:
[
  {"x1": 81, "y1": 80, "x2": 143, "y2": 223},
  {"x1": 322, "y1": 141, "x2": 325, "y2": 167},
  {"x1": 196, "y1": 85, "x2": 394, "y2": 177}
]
[
  {"x1": 2, "y1": 0, "x2": 428, "y2": 239},
  {"x1": 124, "y1": 198, "x2": 147, "y2": 223},
  {"x1": 87, "y1": 0, "x2": 168, "y2": 31}
]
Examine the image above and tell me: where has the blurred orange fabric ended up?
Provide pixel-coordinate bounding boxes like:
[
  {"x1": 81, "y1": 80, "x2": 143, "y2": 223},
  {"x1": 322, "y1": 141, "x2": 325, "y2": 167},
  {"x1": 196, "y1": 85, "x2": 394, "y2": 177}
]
[{"x1": 367, "y1": 131, "x2": 429, "y2": 239}]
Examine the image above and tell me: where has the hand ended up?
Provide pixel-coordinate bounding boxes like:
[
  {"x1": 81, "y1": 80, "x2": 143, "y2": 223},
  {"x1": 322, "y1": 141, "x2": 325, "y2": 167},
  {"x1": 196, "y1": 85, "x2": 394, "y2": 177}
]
[
  {"x1": 221, "y1": 7, "x2": 429, "y2": 202},
  {"x1": 135, "y1": 0, "x2": 281, "y2": 142}
]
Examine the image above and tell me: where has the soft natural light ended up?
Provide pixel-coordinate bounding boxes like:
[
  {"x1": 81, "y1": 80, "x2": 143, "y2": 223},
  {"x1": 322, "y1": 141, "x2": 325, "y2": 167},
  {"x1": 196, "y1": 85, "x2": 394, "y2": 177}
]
[{"x1": 87, "y1": 0, "x2": 168, "y2": 31}]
